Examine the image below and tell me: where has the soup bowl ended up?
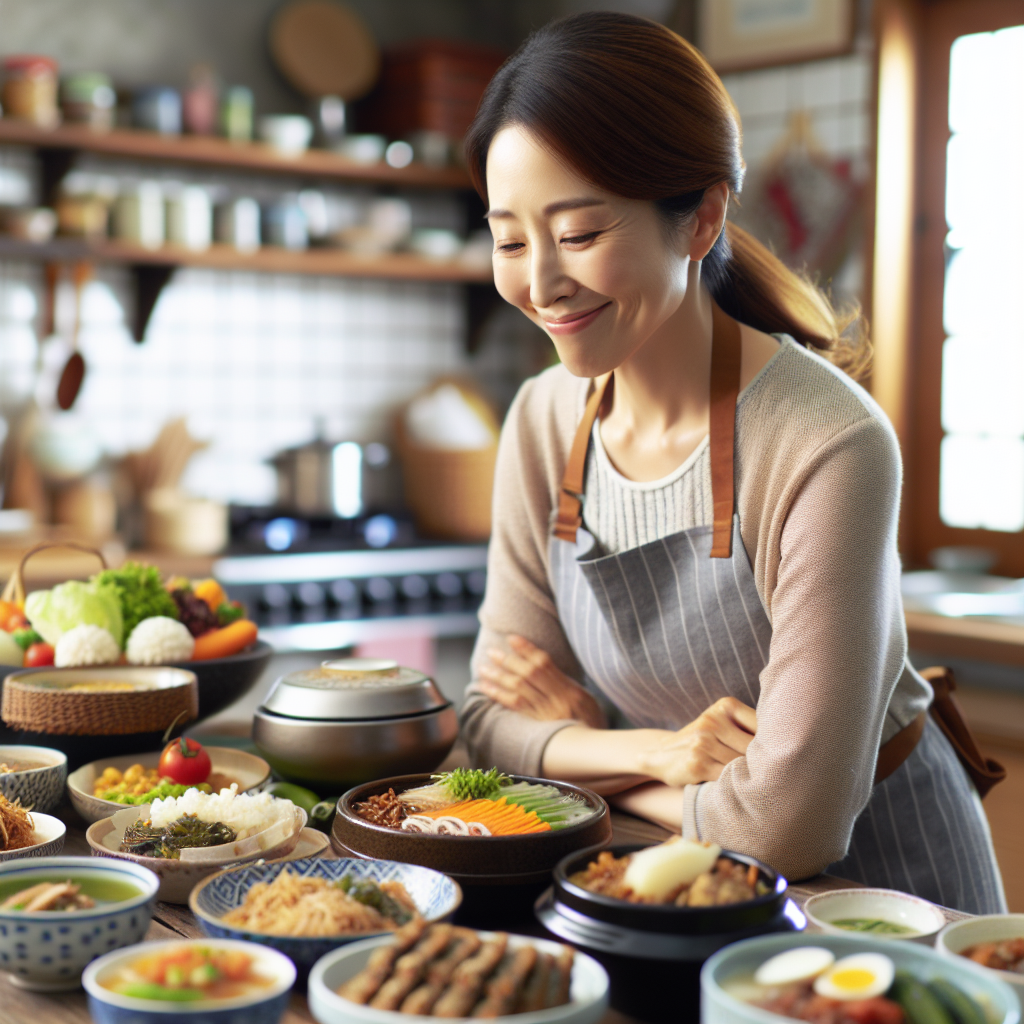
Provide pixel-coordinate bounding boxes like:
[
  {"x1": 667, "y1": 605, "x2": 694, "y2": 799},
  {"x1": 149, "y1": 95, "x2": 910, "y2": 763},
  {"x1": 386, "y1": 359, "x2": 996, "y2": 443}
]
[
  {"x1": 190, "y1": 856, "x2": 462, "y2": 981},
  {"x1": 802, "y1": 887, "x2": 947, "y2": 943},
  {"x1": 83, "y1": 936, "x2": 296, "y2": 1024},
  {"x1": 700, "y1": 932, "x2": 1021, "y2": 1024},
  {"x1": 0, "y1": 745, "x2": 67, "y2": 813},
  {"x1": 0, "y1": 854, "x2": 160, "y2": 991},
  {"x1": 936, "y1": 913, "x2": 1024, "y2": 998},
  {"x1": 0, "y1": 811, "x2": 66, "y2": 862}
]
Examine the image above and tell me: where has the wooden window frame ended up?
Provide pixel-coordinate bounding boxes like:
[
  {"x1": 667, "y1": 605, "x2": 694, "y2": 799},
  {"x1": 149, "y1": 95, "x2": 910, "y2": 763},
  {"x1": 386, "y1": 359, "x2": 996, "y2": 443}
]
[{"x1": 869, "y1": 0, "x2": 1024, "y2": 576}]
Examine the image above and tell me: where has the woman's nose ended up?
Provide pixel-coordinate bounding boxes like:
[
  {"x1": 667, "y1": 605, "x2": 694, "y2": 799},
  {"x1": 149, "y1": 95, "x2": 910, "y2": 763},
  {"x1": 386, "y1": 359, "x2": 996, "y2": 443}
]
[{"x1": 529, "y1": 245, "x2": 575, "y2": 310}]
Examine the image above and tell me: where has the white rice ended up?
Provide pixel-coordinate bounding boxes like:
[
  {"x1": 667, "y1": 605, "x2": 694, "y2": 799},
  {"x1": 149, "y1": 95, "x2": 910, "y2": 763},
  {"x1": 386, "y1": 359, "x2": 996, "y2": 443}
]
[{"x1": 148, "y1": 784, "x2": 292, "y2": 839}]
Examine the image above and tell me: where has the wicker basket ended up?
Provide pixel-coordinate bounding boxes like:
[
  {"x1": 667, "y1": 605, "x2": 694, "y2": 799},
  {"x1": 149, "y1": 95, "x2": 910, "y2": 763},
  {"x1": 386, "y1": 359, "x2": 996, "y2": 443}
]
[
  {"x1": 395, "y1": 381, "x2": 498, "y2": 541},
  {"x1": 2, "y1": 666, "x2": 198, "y2": 737},
  {"x1": 0, "y1": 541, "x2": 107, "y2": 607}
]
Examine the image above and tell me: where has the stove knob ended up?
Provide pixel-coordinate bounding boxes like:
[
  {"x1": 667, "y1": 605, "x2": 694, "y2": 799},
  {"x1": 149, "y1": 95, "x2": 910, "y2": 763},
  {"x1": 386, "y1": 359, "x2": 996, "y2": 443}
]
[
  {"x1": 400, "y1": 574, "x2": 430, "y2": 600},
  {"x1": 329, "y1": 579, "x2": 360, "y2": 605},
  {"x1": 261, "y1": 583, "x2": 291, "y2": 610},
  {"x1": 434, "y1": 572, "x2": 463, "y2": 598},
  {"x1": 296, "y1": 581, "x2": 325, "y2": 607},
  {"x1": 365, "y1": 576, "x2": 395, "y2": 603}
]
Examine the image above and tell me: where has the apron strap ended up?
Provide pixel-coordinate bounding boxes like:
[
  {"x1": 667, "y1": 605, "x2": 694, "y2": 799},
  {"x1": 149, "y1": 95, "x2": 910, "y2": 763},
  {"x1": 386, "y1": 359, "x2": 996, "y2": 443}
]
[
  {"x1": 553, "y1": 302, "x2": 744, "y2": 549},
  {"x1": 553, "y1": 373, "x2": 612, "y2": 543},
  {"x1": 709, "y1": 303, "x2": 742, "y2": 558}
]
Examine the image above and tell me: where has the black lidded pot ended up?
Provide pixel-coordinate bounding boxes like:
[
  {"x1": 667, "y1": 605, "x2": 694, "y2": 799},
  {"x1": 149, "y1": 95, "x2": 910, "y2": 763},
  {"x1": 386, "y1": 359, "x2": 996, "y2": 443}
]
[{"x1": 535, "y1": 843, "x2": 805, "y2": 1024}]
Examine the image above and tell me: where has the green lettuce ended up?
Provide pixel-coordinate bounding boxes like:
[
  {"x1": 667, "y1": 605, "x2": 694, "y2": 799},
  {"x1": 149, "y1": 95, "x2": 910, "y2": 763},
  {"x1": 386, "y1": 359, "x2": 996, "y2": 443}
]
[{"x1": 25, "y1": 581, "x2": 124, "y2": 648}]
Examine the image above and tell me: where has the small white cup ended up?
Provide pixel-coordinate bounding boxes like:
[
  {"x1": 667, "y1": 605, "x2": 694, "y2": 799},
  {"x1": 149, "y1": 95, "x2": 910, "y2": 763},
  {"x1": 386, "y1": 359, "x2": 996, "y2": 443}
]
[{"x1": 259, "y1": 114, "x2": 313, "y2": 157}]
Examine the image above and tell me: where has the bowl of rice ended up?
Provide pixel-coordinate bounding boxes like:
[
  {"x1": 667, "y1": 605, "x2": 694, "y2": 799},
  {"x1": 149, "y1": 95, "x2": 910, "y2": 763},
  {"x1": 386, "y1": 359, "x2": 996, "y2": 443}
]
[
  {"x1": 85, "y1": 785, "x2": 307, "y2": 904},
  {"x1": 190, "y1": 857, "x2": 462, "y2": 980}
]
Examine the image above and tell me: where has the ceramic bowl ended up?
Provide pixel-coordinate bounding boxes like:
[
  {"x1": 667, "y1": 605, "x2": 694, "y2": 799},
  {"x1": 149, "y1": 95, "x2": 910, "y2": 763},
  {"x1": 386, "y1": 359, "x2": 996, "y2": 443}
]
[
  {"x1": 0, "y1": 854, "x2": 160, "y2": 991},
  {"x1": 0, "y1": 745, "x2": 67, "y2": 813},
  {"x1": 0, "y1": 812, "x2": 66, "y2": 862},
  {"x1": 936, "y1": 914, "x2": 1024, "y2": 997},
  {"x1": 67, "y1": 746, "x2": 272, "y2": 824},
  {"x1": 307, "y1": 930, "x2": 609, "y2": 1024},
  {"x1": 538, "y1": 843, "x2": 800, "y2": 1023},
  {"x1": 803, "y1": 887, "x2": 947, "y2": 943},
  {"x1": 259, "y1": 115, "x2": 313, "y2": 156},
  {"x1": 83, "y1": 936, "x2": 296, "y2": 1024},
  {"x1": 86, "y1": 804, "x2": 307, "y2": 904},
  {"x1": 700, "y1": 932, "x2": 1022, "y2": 1024},
  {"x1": 191, "y1": 856, "x2": 461, "y2": 979}
]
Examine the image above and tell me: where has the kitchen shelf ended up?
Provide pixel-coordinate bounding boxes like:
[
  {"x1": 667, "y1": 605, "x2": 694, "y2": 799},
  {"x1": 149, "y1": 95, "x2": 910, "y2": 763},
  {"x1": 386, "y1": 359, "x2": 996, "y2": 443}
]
[{"x1": 0, "y1": 118, "x2": 474, "y2": 189}]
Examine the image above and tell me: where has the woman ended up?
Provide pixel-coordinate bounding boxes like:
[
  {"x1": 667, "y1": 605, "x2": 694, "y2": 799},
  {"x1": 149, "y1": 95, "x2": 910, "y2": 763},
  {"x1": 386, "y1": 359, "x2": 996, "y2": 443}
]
[{"x1": 458, "y1": 12, "x2": 1005, "y2": 914}]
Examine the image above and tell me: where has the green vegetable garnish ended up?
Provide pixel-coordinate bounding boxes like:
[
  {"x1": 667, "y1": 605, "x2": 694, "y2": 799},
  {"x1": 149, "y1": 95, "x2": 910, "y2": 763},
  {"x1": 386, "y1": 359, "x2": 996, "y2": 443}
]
[
  {"x1": 120, "y1": 813, "x2": 236, "y2": 859},
  {"x1": 432, "y1": 767, "x2": 510, "y2": 801},
  {"x1": 340, "y1": 876, "x2": 414, "y2": 925},
  {"x1": 12, "y1": 628, "x2": 42, "y2": 651},
  {"x1": 101, "y1": 781, "x2": 213, "y2": 805},
  {"x1": 117, "y1": 982, "x2": 206, "y2": 1002},
  {"x1": 93, "y1": 561, "x2": 179, "y2": 641},
  {"x1": 217, "y1": 601, "x2": 245, "y2": 626}
]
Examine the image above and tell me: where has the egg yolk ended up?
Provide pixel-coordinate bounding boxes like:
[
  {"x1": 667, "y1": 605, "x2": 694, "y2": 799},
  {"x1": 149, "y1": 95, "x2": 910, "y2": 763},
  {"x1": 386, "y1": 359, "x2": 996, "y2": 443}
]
[{"x1": 830, "y1": 968, "x2": 877, "y2": 992}]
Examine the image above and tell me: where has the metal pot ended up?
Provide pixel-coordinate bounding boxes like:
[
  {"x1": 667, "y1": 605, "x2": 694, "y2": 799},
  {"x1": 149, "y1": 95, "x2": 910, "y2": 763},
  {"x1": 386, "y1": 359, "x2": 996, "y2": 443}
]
[
  {"x1": 251, "y1": 658, "x2": 458, "y2": 789},
  {"x1": 270, "y1": 437, "x2": 395, "y2": 518}
]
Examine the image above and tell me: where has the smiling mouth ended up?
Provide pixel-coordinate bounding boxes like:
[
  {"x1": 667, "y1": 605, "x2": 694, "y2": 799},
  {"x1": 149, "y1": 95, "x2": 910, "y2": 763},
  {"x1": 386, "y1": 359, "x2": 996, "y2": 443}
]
[{"x1": 542, "y1": 302, "x2": 612, "y2": 334}]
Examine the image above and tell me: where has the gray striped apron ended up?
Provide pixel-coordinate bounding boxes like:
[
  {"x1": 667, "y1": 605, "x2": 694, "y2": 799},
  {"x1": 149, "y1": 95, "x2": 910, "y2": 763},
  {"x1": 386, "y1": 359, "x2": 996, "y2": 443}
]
[{"x1": 548, "y1": 307, "x2": 1005, "y2": 915}]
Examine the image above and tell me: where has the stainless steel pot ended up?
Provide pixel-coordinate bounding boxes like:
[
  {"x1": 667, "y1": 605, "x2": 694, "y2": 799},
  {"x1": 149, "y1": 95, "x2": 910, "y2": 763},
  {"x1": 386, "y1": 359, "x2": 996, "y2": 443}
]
[
  {"x1": 251, "y1": 658, "x2": 458, "y2": 789},
  {"x1": 270, "y1": 437, "x2": 395, "y2": 518}
]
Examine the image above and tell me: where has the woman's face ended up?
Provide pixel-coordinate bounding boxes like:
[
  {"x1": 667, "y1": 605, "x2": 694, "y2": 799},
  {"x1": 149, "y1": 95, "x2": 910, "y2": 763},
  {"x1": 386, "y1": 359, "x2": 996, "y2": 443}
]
[{"x1": 485, "y1": 126, "x2": 710, "y2": 378}]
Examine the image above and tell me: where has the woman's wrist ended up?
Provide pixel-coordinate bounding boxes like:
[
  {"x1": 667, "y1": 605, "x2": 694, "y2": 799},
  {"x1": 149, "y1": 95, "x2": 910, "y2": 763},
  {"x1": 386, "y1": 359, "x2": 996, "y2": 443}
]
[{"x1": 541, "y1": 724, "x2": 661, "y2": 790}]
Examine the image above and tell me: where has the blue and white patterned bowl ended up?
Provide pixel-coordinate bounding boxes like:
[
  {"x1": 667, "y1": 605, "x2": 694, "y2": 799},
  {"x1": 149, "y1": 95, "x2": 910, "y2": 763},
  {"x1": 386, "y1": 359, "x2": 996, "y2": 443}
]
[
  {"x1": 0, "y1": 746, "x2": 67, "y2": 813},
  {"x1": 83, "y1": 936, "x2": 296, "y2": 1024},
  {"x1": 0, "y1": 812, "x2": 65, "y2": 862},
  {"x1": 190, "y1": 857, "x2": 462, "y2": 978},
  {"x1": 0, "y1": 854, "x2": 160, "y2": 991}
]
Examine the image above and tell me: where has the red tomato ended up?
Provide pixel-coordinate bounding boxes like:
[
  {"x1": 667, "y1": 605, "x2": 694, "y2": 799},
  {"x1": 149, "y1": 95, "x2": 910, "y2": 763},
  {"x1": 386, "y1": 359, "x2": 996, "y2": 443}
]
[
  {"x1": 24, "y1": 642, "x2": 54, "y2": 667},
  {"x1": 158, "y1": 736, "x2": 211, "y2": 785},
  {"x1": 843, "y1": 998, "x2": 906, "y2": 1024}
]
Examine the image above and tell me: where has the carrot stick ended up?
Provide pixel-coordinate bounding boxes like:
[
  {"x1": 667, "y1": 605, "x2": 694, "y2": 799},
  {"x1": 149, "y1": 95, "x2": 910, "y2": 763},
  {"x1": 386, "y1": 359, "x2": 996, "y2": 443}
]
[{"x1": 191, "y1": 619, "x2": 258, "y2": 660}]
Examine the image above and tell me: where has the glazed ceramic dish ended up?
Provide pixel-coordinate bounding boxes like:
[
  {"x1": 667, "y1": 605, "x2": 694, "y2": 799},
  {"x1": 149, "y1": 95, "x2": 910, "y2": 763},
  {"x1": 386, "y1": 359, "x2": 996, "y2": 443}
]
[
  {"x1": 936, "y1": 914, "x2": 1024, "y2": 998},
  {"x1": 67, "y1": 746, "x2": 272, "y2": 824},
  {"x1": 700, "y1": 932, "x2": 1022, "y2": 1024},
  {"x1": 191, "y1": 856, "x2": 462, "y2": 978},
  {"x1": 536, "y1": 843, "x2": 801, "y2": 1023},
  {"x1": 0, "y1": 855, "x2": 160, "y2": 991},
  {"x1": 85, "y1": 803, "x2": 307, "y2": 904},
  {"x1": 307, "y1": 931, "x2": 610, "y2": 1024},
  {"x1": 803, "y1": 887, "x2": 947, "y2": 943},
  {"x1": 0, "y1": 811, "x2": 65, "y2": 861},
  {"x1": 0, "y1": 745, "x2": 67, "y2": 813},
  {"x1": 83, "y1": 936, "x2": 296, "y2": 1024}
]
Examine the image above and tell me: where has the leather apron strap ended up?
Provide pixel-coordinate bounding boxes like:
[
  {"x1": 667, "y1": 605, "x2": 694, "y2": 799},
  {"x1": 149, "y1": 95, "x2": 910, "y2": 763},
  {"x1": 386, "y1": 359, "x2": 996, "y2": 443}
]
[{"x1": 553, "y1": 302, "x2": 742, "y2": 554}]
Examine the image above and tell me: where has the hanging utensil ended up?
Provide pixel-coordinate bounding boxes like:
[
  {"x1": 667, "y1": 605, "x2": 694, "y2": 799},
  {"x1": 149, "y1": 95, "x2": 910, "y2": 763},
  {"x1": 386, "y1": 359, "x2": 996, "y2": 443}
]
[{"x1": 55, "y1": 260, "x2": 92, "y2": 411}]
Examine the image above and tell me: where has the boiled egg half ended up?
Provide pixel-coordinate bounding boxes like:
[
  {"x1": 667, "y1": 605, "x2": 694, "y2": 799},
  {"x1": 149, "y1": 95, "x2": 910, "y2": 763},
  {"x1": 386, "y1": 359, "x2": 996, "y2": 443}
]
[
  {"x1": 812, "y1": 953, "x2": 895, "y2": 1001},
  {"x1": 754, "y1": 947, "x2": 835, "y2": 987}
]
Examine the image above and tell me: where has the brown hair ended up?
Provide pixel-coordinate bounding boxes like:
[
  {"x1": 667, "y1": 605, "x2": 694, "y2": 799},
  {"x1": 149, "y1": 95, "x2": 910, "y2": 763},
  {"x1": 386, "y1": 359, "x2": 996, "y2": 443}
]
[{"x1": 465, "y1": 12, "x2": 868, "y2": 377}]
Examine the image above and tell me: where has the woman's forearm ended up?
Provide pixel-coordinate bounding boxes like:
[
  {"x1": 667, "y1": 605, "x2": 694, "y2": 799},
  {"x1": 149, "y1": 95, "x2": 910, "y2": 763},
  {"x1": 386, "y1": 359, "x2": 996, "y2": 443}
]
[
  {"x1": 608, "y1": 782, "x2": 685, "y2": 832},
  {"x1": 541, "y1": 725, "x2": 656, "y2": 794}
]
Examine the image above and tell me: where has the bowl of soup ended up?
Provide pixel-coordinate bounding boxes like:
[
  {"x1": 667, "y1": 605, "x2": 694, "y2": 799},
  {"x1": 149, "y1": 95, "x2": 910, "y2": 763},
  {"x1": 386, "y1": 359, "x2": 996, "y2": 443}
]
[
  {"x1": 0, "y1": 854, "x2": 160, "y2": 991},
  {"x1": 802, "y1": 888, "x2": 947, "y2": 944},
  {"x1": 83, "y1": 937, "x2": 296, "y2": 1024},
  {"x1": 0, "y1": 745, "x2": 67, "y2": 813}
]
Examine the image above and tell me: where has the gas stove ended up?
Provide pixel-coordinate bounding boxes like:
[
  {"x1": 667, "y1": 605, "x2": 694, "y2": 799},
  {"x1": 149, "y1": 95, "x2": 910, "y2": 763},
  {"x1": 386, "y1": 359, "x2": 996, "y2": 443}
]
[{"x1": 215, "y1": 507, "x2": 487, "y2": 652}]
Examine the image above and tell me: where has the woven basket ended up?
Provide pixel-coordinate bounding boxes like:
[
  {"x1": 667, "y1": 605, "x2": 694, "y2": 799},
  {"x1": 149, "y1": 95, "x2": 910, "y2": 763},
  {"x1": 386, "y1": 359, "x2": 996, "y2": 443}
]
[
  {"x1": 1, "y1": 541, "x2": 107, "y2": 606},
  {"x1": 2, "y1": 667, "x2": 198, "y2": 736},
  {"x1": 395, "y1": 380, "x2": 498, "y2": 541}
]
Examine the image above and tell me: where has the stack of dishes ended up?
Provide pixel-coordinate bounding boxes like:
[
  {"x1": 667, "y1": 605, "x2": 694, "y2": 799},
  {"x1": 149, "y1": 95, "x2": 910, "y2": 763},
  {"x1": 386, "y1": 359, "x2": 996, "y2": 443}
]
[{"x1": 252, "y1": 659, "x2": 458, "y2": 790}]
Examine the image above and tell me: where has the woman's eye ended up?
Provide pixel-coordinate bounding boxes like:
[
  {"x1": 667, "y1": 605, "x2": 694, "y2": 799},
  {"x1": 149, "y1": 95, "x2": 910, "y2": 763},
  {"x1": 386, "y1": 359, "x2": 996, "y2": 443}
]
[
  {"x1": 561, "y1": 232, "x2": 600, "y2": 245},
  {"x1": 495, "y1": 241, "x2": 525, "y2": 253}
]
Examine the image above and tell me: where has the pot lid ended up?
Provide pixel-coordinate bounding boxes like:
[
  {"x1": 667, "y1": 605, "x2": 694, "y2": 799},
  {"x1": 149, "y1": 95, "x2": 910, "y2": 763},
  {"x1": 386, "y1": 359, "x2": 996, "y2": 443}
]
[{"x1": 259, "y1": 657, "x2": 448, "y2": 720}]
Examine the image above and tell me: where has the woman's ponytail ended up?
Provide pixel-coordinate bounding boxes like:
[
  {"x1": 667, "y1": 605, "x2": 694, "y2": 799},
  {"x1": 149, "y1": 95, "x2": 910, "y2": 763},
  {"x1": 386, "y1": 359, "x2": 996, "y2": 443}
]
[{"x1": 465, "y1": 11, "x2": 870, "y2": 378}]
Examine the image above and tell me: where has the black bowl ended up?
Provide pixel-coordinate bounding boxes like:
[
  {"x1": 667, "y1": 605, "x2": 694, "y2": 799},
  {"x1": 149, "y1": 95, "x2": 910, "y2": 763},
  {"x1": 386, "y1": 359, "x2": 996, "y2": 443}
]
[
  {"x1": 0, "y1": 641, "x2": 272, "y2": 770},
  {"x1": 536, "y1": 842, "x2": 804, "y2": 1023},
  {"x1": 332, "y1": 773, "x2": 613, "y2": 926}
]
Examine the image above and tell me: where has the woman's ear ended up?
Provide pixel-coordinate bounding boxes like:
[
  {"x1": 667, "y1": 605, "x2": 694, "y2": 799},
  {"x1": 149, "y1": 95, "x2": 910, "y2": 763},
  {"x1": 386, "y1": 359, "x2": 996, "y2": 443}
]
[{"x1": 688, "y1": 182, "x2": 730, "y2": 262}]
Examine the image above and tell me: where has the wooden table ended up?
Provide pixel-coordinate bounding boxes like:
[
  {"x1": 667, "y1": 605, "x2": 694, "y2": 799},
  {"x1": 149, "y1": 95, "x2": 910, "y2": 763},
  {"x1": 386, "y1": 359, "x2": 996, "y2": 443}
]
[{"x1": 0, "y1": 805, "x2": 968, "y2": 1024}]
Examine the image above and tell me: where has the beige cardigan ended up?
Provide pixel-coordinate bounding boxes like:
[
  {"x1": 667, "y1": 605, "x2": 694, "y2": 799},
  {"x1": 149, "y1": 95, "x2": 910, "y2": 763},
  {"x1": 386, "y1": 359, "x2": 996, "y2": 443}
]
[{"x1": 459, "y1": 338, "x2": 931, "y2": 880}]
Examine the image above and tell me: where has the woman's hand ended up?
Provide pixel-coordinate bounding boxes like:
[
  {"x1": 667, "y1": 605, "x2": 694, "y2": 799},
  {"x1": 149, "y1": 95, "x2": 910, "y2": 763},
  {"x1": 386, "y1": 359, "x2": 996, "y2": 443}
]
[
  {"x1": 478, "y1": 635, "x2": 608, "y2": 728},
  {"x1": 635, "y1": 697, "x2": 757, "y2": 787}
]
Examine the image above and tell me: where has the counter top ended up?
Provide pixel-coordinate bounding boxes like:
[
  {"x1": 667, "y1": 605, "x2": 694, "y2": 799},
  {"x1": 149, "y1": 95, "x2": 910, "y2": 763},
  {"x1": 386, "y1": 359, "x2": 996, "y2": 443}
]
[{"x1": 0, "y1": 801, "x2": 967, "y2": 1024}]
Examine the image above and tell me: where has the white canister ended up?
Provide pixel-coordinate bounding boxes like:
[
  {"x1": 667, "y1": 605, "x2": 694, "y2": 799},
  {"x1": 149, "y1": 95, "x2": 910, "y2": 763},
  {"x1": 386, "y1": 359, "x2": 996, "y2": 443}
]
[
  {"x1": 165, "y1": 185, "x2": 212, "y2": 251},
  {"x1": 215, "y1": 196, "x2": 261, "y2": 252},
  {"x1": 113, "y1": 182, "x2": 164, "y2": 249}
]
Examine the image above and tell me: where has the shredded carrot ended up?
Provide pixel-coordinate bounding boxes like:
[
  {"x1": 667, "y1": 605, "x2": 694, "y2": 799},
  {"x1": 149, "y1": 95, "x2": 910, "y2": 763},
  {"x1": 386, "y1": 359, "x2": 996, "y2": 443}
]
[{"x1": 420, "y1": 797, "x2": 551, "y2": 835}]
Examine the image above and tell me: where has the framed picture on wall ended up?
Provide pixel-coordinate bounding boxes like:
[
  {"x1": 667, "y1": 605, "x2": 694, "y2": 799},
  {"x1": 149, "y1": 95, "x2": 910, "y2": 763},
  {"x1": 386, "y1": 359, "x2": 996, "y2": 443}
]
[{"x1": 697, "y1": 0, "x2": 856, "y2": 73}]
